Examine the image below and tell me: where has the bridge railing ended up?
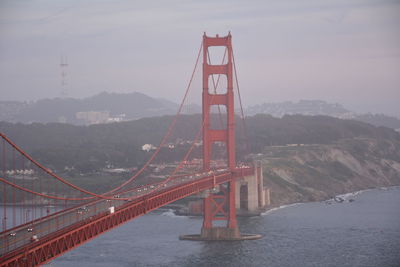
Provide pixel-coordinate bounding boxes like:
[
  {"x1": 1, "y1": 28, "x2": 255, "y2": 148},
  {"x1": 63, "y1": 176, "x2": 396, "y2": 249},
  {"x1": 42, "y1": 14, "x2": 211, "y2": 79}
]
[{"x1": 0, "y1": 167, "x2": 254, "y2": 266}]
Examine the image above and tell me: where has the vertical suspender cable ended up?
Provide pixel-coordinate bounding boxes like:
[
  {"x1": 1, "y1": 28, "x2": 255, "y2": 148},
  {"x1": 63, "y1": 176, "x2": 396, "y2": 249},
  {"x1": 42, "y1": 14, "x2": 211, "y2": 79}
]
[
  {"x1": 12, "y1": 148, "x2": 16, "y2": 228},
  {"x1": 232, "y1": 48, "x2": 249, "y2": 155},
  {"x1": 2, "y1": 139, "x2": 7, "y2": 231},
  {"x1": 21, "y1": 154, "x2": 25, "y2": 224}
]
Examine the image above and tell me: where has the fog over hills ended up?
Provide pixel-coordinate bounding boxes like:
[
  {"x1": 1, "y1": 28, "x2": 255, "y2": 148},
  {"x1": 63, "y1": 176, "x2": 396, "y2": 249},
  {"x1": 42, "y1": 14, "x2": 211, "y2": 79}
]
[
  {"x1": 245, "y1": 100, "x2": 400, "y2": 130},
  {"x1": 0, "y1": 92, "x2": 178, "y2": 125},
  {"x1": 1, "y1": 92, "x2": 400, "y2": 130}
]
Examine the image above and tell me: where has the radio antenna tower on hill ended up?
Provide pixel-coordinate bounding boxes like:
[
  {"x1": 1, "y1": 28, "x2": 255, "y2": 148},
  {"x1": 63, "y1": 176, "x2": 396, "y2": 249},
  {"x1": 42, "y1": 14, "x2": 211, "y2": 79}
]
[{"x1": 60, "y1": 55, "x2": 68, "y2": 97}]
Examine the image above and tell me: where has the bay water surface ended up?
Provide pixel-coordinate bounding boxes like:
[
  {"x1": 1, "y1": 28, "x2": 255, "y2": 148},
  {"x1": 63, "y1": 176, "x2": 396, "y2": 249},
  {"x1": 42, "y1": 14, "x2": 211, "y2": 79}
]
[{"x1": 50, "y1": 186, "x2": 400, "y2": 267}]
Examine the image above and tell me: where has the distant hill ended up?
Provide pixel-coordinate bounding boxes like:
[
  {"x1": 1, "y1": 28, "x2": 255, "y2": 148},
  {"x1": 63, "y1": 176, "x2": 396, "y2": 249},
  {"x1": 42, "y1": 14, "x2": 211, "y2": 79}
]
[
  {"x1": 2, "y1": 114, "x2": 399, "y2": 205},
  {"x1": 245, "y1": 100, "x2": 400, "y2": 130},
  {"x1": 354, "y1": 113, "x2": 400, "y2": 131},
  {"x1": 245, "y1": 114, "x2": 400, "y2": 152},
  {"x1": 2, "y1": 95, "x2": 400, "y2": 130},
  {"x1": 1, "y1": 114, "x2": 399, "y2": 172},
  {"x1": 246, "y1": 100, "x2": 350, "y2": 118},
  {"x1": 0, "y1": 92, "x2": 178, "y2": 124},
  {"x1": 259, "y1": 137, "x2": 400, "y2": 206}
]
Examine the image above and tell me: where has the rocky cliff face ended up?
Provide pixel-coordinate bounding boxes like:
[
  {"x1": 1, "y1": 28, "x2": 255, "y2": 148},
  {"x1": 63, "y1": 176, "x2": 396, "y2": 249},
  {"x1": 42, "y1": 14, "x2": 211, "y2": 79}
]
[{"x1": 260, "y1": 138, "x2": 400, "y2": 205}]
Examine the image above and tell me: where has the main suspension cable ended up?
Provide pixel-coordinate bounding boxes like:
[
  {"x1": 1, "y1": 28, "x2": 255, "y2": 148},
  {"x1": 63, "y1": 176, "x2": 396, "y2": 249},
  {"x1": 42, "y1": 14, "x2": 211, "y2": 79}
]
[
  {"x1": 0, "y1": 133, "x2": 120, "y2": 200},
  {"x1": 107, "y1": 41, "x2": 203, "y2": 193},
  {"x1": 135, "y1": 44, "x2": 230, "y2": 197},
  {"x1": 0, "y1": 40, "x2": 204, "y2": 201}
]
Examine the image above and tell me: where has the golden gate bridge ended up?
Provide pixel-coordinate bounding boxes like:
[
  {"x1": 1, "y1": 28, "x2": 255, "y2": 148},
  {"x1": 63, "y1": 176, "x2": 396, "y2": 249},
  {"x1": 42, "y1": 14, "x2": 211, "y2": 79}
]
[{"x1": 0, "y1": 32, "x2": 262, "y2": 266}]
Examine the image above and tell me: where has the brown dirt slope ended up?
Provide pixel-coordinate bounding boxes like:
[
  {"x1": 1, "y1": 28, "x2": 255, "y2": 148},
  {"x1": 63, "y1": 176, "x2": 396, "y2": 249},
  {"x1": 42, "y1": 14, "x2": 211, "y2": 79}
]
[{"x1": 261, "y1": 137, "x2": 400, "y2": 205}]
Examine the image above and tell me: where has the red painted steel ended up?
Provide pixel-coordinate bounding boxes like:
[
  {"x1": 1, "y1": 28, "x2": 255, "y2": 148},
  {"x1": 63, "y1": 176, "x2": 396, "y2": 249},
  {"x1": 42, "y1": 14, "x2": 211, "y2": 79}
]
[
  {"x1": 202, "y1": 32, "x2": 235, "y2": 171},
  {"x1": 0, "y1": 168, "x2": 253, "y2": 267},
  {"x1": 0, "y1": 33, "x2": 248, "y2": 265},
  {"x1": 202, "y1": 32, "x2": 238, "y2": 231}
]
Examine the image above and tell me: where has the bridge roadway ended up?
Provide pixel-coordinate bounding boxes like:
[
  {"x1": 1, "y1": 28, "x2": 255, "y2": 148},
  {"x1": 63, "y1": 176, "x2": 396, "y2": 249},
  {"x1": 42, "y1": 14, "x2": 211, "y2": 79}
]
[
  {"x1": 0, "y1": 167, "x2": 253, "y2": 266},
  {"x1": 0, "y1": 171, "x2": 212, "y2": 255}
]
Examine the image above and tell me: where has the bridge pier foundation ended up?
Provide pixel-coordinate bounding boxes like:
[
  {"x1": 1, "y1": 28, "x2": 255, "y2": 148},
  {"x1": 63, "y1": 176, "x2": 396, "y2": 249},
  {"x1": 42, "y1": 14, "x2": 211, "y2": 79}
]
[
  {"x1": 200, "y1": 181, "x2": 240, "y2": 240},
  {"x1": 200, "y1": 226, "x2": 240, "y2": 240},
  {"x1": 236, "y1": 161, "x2": 270, "y2": 215},
  {"x1": 180, "y1": 181, "x2": 262, "y2": 241}
]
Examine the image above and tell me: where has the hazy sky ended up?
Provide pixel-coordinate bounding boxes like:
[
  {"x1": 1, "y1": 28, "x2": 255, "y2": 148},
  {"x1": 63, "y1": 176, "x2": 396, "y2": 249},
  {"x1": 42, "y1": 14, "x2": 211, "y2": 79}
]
[{"x1": 1, "y1": 0, "x2": 399, "y2": 117}]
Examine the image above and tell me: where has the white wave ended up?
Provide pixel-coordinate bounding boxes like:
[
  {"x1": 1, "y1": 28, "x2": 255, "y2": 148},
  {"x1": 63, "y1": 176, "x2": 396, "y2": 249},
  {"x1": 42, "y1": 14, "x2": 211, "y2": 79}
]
[
  {"x1": 160, "y1": 209, "x2": 186, "y2": 218},
  {"x1": 335, "y1": 188, "x2": 372, "y2": 201},
  {"x1": 261, "y1": 203, "x2": 302, "y2": 216}
]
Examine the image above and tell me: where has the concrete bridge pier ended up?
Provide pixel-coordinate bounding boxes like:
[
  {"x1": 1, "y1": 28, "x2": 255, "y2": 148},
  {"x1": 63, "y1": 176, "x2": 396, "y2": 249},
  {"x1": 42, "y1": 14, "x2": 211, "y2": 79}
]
[
  {"x1": 180, "y1": 163, "x2": 265, "y2": 241},
  {"x1": 199, "y1": 181, "x2": 242, "y2": 240},
  {"x1": 236, "y1": 161, "x2": 270, "y2": 216}
]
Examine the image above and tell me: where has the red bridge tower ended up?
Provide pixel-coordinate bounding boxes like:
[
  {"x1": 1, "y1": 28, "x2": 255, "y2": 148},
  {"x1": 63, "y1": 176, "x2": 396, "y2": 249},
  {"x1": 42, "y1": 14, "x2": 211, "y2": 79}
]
[{"x1": 200, "y1": 32, "x2": 240, "y2": 239}]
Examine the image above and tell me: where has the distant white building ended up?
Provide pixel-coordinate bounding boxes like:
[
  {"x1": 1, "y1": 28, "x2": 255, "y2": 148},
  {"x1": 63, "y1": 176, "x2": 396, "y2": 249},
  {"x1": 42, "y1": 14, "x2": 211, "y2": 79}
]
[
  {"x1": 75, "y1": 111, "x2": 127, "y2": 125},
  {"x1": 103, "y1": 168, "x2": 129, "y2": 174},
  {"x1": 107, "y1": 114, "x2": 127, "y2": 123},
  {"x1": 76, "y1": 111, "x2": 110, "y2": 125},
  {"x1": 142, "y1": 144, "x2": 156, "y2": 152}
]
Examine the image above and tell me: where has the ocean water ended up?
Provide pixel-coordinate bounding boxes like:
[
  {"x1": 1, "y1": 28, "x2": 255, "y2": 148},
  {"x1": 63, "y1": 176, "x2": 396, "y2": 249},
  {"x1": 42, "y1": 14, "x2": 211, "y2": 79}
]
[{"x1": 49, "y1": 187, "x2": 400, "y2": 267}]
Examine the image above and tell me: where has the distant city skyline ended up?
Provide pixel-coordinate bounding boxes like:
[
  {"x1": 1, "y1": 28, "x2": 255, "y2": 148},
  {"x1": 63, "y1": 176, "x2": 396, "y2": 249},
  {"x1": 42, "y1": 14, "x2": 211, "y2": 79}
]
[{"x1": 1, "y1": 0, "x2": 399, "y2": 117}]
